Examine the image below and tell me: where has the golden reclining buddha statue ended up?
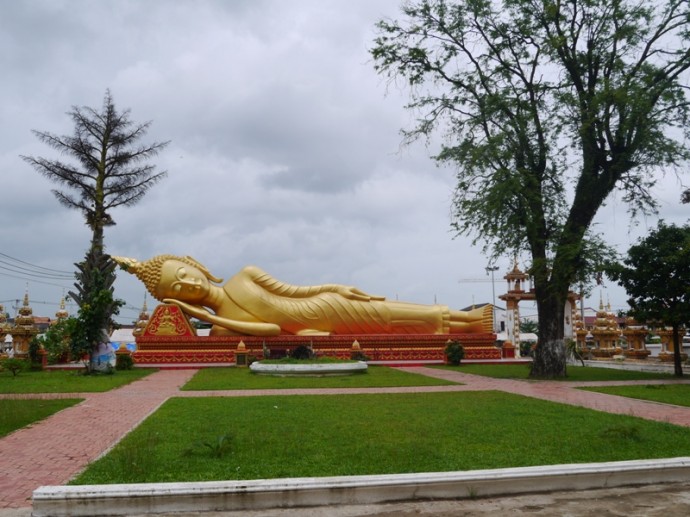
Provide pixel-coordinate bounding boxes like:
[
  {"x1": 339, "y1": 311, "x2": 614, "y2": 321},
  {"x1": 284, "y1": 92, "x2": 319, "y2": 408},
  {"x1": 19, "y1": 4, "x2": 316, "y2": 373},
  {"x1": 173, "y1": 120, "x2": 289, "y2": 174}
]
[{"x1": 113, "y1": 255, "x2": 493, "y2": 337}]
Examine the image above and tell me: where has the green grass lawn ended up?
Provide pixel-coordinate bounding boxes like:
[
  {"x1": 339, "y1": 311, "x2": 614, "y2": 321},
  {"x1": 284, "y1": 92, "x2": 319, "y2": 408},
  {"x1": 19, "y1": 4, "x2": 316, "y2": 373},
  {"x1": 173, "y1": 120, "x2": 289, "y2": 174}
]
[
  {"x1": 72, "y1": 391, "x2": 690, "y2": 484},
  {"x1": 181, "y1": 365, "x2": 458, "y2": 390},
  {"x1": 436, "y1": 364, "x2": 674, "y2": 381},
  {"x1": 0, "y1": 368, "x2": 155, "y2": 394},
  {"x1": 582, "y1": 384, "x2": 690, "y2": 407},
  {"x1": 0, "y1": 399, "x2": 82, "y2": 438}
]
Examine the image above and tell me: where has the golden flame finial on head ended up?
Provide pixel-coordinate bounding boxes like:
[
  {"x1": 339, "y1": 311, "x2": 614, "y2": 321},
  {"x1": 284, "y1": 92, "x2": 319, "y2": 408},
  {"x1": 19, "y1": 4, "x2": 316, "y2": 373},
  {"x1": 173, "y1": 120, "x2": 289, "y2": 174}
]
[
  {"x1": 112, "y1": 255, "x2": 223, "y2": 300},
  {"x1": 111, "y1": 256, "x2": 139, "y2": 272}
]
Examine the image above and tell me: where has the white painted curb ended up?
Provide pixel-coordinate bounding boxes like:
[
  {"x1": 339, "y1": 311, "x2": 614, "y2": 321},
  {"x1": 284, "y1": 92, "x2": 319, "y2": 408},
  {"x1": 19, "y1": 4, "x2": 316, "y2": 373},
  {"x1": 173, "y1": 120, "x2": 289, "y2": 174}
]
[
  {"x1": 32, "y1": 457, "x2": 690, "y2": 516},
  {"x1": 249, "y1": 361, "x2": 368, "y2": 375}
]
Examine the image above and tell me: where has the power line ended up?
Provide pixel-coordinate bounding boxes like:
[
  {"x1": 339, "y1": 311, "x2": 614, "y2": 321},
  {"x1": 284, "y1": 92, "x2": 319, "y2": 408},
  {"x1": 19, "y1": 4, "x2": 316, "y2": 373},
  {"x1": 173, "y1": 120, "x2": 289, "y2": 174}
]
[
  {"x1": 0, "y1": 252, "x2": 75, "y2": 293},
  {"x1": 0, "y1": 252, "x2": 73, "y2": 275},
  {"x1": 0, "y1": 263, "x2": 73, "y2": 280},
  {"x1": 0, "y1": 271, "x2": 72, "y2": 289},
  {"x1": 0, "y1": 252, "x2": 148, "y2": 323}
]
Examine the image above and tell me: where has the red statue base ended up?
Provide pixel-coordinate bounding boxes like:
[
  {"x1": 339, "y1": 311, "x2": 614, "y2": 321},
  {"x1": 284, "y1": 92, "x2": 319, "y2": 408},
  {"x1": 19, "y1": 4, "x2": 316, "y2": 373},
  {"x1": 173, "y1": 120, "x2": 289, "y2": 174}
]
[{"x1": 131, "y1": 304, "x2": 500, "y2": 364}]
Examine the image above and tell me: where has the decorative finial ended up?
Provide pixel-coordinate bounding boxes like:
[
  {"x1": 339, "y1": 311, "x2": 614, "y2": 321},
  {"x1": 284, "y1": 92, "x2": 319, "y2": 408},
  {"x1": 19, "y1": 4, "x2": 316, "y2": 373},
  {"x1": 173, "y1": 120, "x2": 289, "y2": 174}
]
[{"x1": 55, "y1": 296, "x2": 69, "y2": 321}]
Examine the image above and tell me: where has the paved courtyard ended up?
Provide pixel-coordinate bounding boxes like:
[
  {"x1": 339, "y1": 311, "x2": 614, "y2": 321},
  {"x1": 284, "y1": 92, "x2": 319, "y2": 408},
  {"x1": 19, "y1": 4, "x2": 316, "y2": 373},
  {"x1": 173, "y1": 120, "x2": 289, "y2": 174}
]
[{"x1": 2, "y1": 365, "x2": 690, "y2": 514}]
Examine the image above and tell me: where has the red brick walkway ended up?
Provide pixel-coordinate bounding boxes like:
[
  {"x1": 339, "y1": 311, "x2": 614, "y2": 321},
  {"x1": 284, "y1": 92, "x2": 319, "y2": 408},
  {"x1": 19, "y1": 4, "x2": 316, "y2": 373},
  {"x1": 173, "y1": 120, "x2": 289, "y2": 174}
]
[
  {"x1": 0, "y1": 369, "x2": 195, "y2": 509},
  {"x1": 3, "y1": 366, "x2": 690, "y2": 509},
  {"x1": 401, "y1": 367, "x2": 690, "y2": 427}
]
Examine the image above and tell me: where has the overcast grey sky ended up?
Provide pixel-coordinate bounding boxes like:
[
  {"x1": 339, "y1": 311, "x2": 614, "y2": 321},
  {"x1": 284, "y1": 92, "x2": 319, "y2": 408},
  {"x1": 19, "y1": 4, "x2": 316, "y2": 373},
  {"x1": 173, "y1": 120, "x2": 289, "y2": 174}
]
[{"x1": 0, "y1": 0, "x2": 687, "y2": 325}]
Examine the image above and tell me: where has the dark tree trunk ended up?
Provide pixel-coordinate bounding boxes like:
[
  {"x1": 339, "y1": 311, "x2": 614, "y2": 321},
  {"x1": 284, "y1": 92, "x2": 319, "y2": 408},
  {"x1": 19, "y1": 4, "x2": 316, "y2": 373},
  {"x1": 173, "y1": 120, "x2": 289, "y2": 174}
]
[
  {"x1": 91, "y1": 221, "x2": 105, "y2": 256},
  {"x1": 672, "y1": 324, "x2": 684, "y2": 377},
  {"x1": 530, "y1": 293, "x2": 567, "y2": 378}
]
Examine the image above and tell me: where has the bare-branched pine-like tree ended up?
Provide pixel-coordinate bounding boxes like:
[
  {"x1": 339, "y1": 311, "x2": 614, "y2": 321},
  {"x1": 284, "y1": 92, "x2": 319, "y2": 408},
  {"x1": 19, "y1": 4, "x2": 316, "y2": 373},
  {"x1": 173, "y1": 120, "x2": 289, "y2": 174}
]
[{"x1": 22, "y1": 90, "x2": 169, "y2": 367}]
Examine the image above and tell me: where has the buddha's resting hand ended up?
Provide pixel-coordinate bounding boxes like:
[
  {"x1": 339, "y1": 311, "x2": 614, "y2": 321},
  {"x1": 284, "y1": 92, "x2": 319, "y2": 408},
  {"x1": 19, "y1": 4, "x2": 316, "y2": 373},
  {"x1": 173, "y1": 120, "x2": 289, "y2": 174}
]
[
  {"x1": 163, "y1": 298, "x2": 281, "y2": 336},
  {"x1": 163, "y1": 299, "x2": 210, "y2": 319},
  {"x1": 335, "y1": 286, "x2": 386, "y2": 302}
]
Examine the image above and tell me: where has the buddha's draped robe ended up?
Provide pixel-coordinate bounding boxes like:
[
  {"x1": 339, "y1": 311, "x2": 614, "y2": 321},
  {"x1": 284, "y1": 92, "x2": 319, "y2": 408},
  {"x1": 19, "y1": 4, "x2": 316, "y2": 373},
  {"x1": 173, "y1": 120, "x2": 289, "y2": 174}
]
[{"x1": 223, "y1": 266, "x2": 451, "y2": 335}]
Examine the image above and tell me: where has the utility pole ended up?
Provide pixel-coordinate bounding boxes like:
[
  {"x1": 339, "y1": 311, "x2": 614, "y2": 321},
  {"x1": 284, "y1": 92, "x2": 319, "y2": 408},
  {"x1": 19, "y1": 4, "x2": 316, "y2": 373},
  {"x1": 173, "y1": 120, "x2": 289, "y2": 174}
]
[{"x1": 486, "y1": 265, "x2": 499, "y2": 332}]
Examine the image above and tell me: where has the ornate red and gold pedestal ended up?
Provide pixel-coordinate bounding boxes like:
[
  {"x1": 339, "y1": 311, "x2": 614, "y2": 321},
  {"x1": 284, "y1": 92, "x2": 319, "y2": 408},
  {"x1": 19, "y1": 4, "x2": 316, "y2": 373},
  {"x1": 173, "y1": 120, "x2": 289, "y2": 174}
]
[{"x1": 132, "y1": 304, "x2": 500, "y2": 365}]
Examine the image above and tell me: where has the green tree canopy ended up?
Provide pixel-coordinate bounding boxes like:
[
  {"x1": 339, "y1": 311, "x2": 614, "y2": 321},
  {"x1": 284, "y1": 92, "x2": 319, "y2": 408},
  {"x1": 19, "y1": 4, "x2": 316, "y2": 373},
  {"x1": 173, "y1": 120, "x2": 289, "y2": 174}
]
[
  {"x1": 606, "y1": 222, "x2": 690, "y2": 377},
  {"x1": 371, "y1": 0, "x2": 690, "y2": 377}
]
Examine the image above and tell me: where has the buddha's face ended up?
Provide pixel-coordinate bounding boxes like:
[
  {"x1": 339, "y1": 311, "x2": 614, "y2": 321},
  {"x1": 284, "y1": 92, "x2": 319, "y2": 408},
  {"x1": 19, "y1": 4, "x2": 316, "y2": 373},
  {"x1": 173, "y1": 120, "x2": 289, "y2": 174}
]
[{"x1": 155, "y1": 260, "x2": 210, "y2": 302}]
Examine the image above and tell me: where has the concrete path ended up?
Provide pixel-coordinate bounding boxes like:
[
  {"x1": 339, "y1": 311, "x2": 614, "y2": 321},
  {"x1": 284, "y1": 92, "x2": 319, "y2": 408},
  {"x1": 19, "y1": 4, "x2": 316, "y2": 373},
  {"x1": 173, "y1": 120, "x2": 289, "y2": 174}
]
[{"x1": 3, "y1": 366, "x2": 690, "y2": 511}]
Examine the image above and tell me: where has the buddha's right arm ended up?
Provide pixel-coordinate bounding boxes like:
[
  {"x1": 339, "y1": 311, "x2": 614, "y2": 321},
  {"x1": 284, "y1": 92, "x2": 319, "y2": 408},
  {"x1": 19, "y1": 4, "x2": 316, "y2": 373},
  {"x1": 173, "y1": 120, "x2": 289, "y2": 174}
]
[
  {"x1": 241, "y1": 266, "x2": 337, "y2": 297},
  {"x1": 242, "y1": 266, "x2": 383, "y2": 300},
  {"x1": 162, "y1": 299, "x2": 281, "y2": 336}
]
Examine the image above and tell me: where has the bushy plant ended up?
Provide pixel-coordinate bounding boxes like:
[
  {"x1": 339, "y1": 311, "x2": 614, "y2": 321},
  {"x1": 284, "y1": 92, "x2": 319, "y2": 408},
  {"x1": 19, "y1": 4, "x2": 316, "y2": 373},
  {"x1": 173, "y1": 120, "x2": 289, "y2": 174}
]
[
  {"x1": 565, "y1": 338, "x2": 585, "y2": 366},
  {"x1": 290, "y1": 345, "x2": 314, "y2": 360},
  {"x1": 520, "y1": 341, "x2": 534, "y2": 358},
  {"x1": 28, "y1": 338, "x2": 43, "y2": 369},
  {"x1": 70, "y1": 283, "x2": 123, "y2": 372},
  {"x1": 115, "y1": 353, "x2": 134, "y2": 370},
  {"x1": 444, "y1": 341, "x2": 465, "y2": 366},
  {"x1": 35, "y1": 318, "x2": 77, "y2": 364},
  {"x1": 202, "y1": 433, "x2": 232, "y2": 458},
  {"x1": 351, "y1": 351, "x2": 370, "y2": 361},
  {"x1": 1, "y1": 357, "x2": 28, "y2": 377}
]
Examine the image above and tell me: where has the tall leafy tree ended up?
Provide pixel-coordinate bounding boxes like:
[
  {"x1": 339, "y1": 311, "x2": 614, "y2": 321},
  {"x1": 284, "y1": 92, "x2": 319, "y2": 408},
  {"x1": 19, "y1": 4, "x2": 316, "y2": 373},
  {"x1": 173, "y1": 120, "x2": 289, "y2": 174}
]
[
  {"x1": 22, "y1": 90, "x2": 168, "y2": 365},
  {"x1": 371, "y1": 0, "x2": 690, "y2": 377},
  {"x1": 606, "y1": 223, "x2": 690, "y2": 377}
]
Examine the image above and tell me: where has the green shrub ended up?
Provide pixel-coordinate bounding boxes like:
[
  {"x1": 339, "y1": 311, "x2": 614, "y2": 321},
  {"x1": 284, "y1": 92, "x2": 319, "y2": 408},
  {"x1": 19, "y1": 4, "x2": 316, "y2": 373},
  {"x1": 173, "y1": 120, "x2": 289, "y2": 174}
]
[
  {"x1": 520, "y1": 341, "x2": 534, "y2": 357},
  {"x1": 28, "y1": 338, "x2": 42, "y2": 366},
  {"x1": 565, "y1": 338, "x2": 585, "y2": 366},
  {"x1": 444, "y1": 341, "x2": 465, "y2": 366},
  {"x1": 290, "y1": 345, "x2": 314, "y2": 360},
  {"x1": 116, "y1": 353, "x2": 134, "y2": 370},
  {"x1": 203, "y1": 433, "x2": 232, "y2": 458},
  {"x1": 35, "y1": 318, "x2": 76, "y2": 364},
  {"x1": 1, "y1": 357, "x2": 29, "y2": 377}
]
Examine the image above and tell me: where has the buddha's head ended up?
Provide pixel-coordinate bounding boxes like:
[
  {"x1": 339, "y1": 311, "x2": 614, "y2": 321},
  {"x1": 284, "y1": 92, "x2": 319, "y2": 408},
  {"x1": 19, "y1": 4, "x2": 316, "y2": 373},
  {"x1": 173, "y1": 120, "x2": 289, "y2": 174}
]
[{"x1": 112, "y1": 255, "x2": 223, "y2": 303}]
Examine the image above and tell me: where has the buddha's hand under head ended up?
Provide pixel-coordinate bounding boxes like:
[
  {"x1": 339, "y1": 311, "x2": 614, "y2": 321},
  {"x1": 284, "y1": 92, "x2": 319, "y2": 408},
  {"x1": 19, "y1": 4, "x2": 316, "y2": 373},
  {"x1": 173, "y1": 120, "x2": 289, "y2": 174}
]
[
  {"x1": 162, "y1": 298, "x2": 205, "y2": 317},
  {"x1": 336, "y1": 286, "x2": 386, "y2": 302}
]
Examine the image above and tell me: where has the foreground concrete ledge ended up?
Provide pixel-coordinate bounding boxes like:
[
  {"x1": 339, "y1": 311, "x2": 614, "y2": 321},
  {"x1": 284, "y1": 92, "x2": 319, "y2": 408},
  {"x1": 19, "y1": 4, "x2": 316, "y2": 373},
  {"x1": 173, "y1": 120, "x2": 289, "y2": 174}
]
[
  {"x1": 32, "y1": 457, "x2": 690, "y2": 516},
  {"x1": 249, "y1": 360, "x2": 368, "y2": 375}
]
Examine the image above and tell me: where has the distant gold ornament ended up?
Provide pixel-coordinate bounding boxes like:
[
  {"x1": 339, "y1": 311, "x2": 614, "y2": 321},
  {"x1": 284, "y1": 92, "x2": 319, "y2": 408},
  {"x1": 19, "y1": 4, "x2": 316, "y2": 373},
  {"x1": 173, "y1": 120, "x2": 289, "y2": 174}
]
[{"x1": 113, "y1": 255, "x2": 493, "y2": 337}]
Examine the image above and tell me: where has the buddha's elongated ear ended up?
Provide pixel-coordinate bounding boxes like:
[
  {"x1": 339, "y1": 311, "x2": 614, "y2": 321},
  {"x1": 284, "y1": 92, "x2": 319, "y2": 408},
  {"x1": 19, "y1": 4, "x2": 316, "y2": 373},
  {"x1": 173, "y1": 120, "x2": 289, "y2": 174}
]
[{"x1": 183, "y1": 255, "x2": 223, "y2": 284}]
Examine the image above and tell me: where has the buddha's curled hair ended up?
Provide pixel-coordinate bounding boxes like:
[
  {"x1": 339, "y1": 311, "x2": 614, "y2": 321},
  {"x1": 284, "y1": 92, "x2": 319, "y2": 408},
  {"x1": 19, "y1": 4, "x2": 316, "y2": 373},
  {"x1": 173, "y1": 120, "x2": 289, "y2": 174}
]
[{"x1": 112, "y1": 255, "x2": 223, "y2": 299}]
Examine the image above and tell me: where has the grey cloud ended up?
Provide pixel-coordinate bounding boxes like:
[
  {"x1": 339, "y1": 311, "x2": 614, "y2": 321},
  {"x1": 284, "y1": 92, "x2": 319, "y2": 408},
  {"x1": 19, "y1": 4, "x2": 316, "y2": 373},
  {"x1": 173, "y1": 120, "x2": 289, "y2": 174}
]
[{"x1": 1, "y1": 0, "x2": 670, "y2": 323}]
